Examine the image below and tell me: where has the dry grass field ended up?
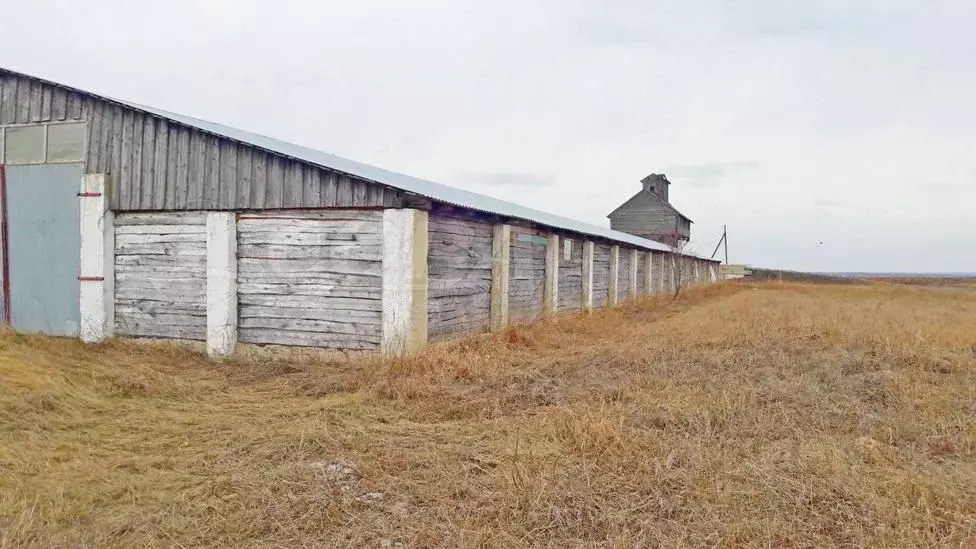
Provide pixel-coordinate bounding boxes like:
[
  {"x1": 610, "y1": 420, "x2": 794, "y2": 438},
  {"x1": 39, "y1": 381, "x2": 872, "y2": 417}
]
[
  {"x1": 872, "y1": 277, "x2": 976, "y2": 291},
  {"x1": 2, "y1": 281, "x2": 976, "y2": 548}
]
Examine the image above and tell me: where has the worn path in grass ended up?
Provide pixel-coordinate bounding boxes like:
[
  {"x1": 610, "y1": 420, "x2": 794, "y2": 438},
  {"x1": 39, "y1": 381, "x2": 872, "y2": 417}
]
[{"x1": 2, "y1": 282, "x2": 975, "y2": 547}]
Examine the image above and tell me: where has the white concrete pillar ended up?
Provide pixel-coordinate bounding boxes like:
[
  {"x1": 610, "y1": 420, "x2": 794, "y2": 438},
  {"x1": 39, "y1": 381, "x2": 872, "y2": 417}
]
[
  {"x1": 206, "y1": 212, "x2": 237, "y2": 358},
  {"x1": 79, "y1": 174, "x2": 114, "y2": 343},
  {"x1": 581, "y1": 241, "x2": 594, "y2": 312},
  {"x1": 608, "y1": 245, "x2": 619, "y2": 306},
  {"x1": 489, "y1": 224, "x2": 511, "y2": 331},
  {"x1": 644, "y1": 251, "x2": 653, "y2": 295},
  {"x1": 629, "y1": 249, "x2": 639, "y2": 299},
  {"x1": 709, "y1": 263, "x2": 718, "y2": 282},
  {"x1": 381, "y1": 209, "x2": 429, "y2": 356},
  {"x1": 543, "y1": 234, "x2": 559, "y2": 315}
]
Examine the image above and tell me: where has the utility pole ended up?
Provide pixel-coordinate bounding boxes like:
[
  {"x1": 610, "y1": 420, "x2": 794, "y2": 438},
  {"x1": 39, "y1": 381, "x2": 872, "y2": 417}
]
[
  {"x1": 723, "y1": 224, "x2": 728, "y2": 265},
  {"x1": 710, "y1": 225, "x2": 729, "y2": 264}
]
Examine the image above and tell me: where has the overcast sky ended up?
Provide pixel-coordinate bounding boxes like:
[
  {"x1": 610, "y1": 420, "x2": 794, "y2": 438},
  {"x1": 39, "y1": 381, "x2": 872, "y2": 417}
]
[{"x1": 2, "y1": 1, "x2": 973, "y2": 272}]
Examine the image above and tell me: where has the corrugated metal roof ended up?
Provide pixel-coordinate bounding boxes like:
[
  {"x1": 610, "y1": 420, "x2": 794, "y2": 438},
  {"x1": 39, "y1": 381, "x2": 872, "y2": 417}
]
[
  {"x1": 123, "y1": 101, "x2": 680, "y2": 254},
  {"x1": 3, "y1": 66, "x2": 717, "y2": 259}
]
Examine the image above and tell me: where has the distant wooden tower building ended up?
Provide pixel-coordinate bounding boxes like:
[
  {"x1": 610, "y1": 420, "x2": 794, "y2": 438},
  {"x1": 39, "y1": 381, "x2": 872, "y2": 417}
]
[{"x1": 607, "y1": 174, "x2": 692, "y2": 244}]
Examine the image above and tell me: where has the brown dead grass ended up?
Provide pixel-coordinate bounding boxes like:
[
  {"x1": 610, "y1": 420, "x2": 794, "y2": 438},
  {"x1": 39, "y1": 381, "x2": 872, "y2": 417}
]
[
  {"x1": 2, "y1": 282, "x2": 976, "y2": 547},
  {"x1": 871, "y1": 277, "x2": 976, "y2": 292}
]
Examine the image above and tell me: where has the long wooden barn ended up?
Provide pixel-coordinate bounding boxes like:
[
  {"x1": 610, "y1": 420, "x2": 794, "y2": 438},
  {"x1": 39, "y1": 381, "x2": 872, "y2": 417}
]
[{"x1": 0, "y1": 67, "x2": 720, "y2": 356}]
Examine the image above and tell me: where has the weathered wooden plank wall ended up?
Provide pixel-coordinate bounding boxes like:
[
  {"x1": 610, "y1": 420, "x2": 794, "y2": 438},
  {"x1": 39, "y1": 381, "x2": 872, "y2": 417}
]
[
  {"x1": 237, "y1": 211, "x2": 382, "y2": 349},
  {"x1": 558, "y1": 238, "x2": 583, "y2": 313},
  {"x1": 0, "y1": 72, "x2": 87, "y2": 125},
  {"x1": 617, "y1": 248, "x2": 632, "y2": 303},
  {"x1": 0, "y1": 71, "x2": 404, "y2": 212},
  {"x1": 508, "y1": 229, "x2": 547, "y2": 323},
  {"x1": 636, "y1": 253, "x2": 647, "y2": 295},
  {"x1": 608, "y1": 190, "x2": 691, "y2": 242},
  {"x1": 680, "y1": 256, "x2": 692, "y2": 287},
  {"x1": 113, "y1": 212, "x2": 207, "y2": 340},
  {"x1": 593, "y1": 243, "x2": 611, "y2": 308},
  {"x1": 86, "y1": 106, "x2": 403, "y2": 211},
  {"x1": 663, "y1": 254, "x2": 675, "y2": 293},
  {"x1": 426, "y1": 214, "x2": 492, "y2": 342},
  {"x1": 653, "y1": 253, "x2": 665, "y2": 293}
]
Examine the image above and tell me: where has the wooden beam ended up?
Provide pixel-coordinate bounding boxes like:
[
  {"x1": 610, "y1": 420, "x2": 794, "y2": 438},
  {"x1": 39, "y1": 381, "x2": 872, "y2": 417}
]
[{"x1": 489, "y1": 224, "x2": 511, "y2": 331}]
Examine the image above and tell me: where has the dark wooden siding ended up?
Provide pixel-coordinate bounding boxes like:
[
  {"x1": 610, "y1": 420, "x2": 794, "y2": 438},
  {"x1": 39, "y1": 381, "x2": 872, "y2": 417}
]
[{"x1": 427, "y1": 214, "x2": 493, "y2": 342}]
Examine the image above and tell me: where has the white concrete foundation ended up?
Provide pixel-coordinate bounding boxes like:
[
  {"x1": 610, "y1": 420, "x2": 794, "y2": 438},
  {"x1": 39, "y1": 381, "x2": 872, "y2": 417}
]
[
  {"x1": 79, "y1": 174, "x2": 114, "y2": 343},
  {"x1": 381, "y1": 209, "x2": 429, "y2": 356},
  {"x1": 608, "y1": 245, "x2": 619, "y2": 306},
  {"x1": 581, "y1": 241, "x2": 594, "y2": 312},
  {"x1": 543, "y1": 234, "x2": 559, "y2": 315},
  {"x1": 206, "y1": 212, "x2": 238, "y2": 358}
]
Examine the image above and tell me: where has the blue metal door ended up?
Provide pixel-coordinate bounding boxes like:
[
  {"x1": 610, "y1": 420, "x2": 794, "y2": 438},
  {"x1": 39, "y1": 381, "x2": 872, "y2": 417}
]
[{"x1": 3, "y1": 163, "x2": 82, "y2": 336}]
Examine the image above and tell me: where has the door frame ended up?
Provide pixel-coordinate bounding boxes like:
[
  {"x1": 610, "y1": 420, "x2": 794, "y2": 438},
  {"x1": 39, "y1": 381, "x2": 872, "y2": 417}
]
[{"x1": 0, "y1": 164, "x2": 9, "y2": 325}]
